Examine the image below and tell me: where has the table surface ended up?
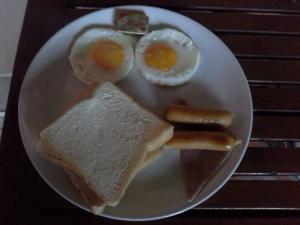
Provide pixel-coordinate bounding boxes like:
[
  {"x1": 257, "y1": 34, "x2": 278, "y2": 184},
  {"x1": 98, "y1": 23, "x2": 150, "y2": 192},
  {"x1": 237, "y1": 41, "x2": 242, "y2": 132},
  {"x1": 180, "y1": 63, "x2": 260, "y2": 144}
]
[{"x1": 1, "y1": 0, "x2": 300, "y2": 224}]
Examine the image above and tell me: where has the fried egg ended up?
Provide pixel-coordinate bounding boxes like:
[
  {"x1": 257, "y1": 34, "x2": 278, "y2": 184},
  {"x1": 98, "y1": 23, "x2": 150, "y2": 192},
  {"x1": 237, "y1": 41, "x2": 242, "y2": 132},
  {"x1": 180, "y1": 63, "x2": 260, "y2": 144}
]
[
  {"x1": 135, "y1": 28, "x2": 200, "y2": 86},
  {"x1": 69, "y1": 28, "x2": 134, "y2": 85}
]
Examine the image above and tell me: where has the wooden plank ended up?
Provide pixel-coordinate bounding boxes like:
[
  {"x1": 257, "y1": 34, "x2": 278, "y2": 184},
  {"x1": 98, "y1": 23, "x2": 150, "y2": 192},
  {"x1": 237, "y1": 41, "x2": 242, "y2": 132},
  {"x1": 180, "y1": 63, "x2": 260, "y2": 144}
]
[
  {"x1": 251, "y1": 87, "x2": 300, "y2": 111},
  {"x1": 25, "y1": 181, "x2": 300, "y2": 224},
  {"x1": 25, "y1": 212, "x2": 300, "y2": 225},
  {"x1": 200, "y1": 180, "x2": 300, "y2": 209},
  {"x1": 65, "y1": 0, "x2": 300, "y2": 12},
  {"x1": 65, "y1": 8, "x2": 300, "y2": 34},
  {"x1": 220, "y1": 34, "x2": 300, "y2": 58},
  {"x1": 252, "y1": 115, "x2": 300, "y2": 140},
  {"x1": 237, "y1": 148, "x2": 300, "y2": 173},
  {"x1": 241, "y1": 59, "x2": 300, "y2": 83},
  {"x1": 184, "y1": 11, "x2": 300, "y2": 35},
  {"x1": 2, "y1": 145, "x2": 300, "y2": 224}
]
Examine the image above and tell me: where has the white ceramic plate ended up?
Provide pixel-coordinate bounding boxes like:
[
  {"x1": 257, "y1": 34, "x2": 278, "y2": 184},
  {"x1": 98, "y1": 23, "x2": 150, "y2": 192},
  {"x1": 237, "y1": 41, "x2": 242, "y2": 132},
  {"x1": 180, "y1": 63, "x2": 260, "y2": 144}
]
[{"x1": 18, "y1": 5, "x2": 252, "y2": 221}]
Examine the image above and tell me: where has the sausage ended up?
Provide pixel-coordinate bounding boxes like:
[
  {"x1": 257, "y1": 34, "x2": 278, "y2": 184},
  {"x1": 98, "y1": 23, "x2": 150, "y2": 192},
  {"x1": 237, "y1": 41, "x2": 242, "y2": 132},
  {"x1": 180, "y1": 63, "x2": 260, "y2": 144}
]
[
  {"x1": 164, "y1": 105, "x2": 233, "y2": 128},
  {"x1": 165, "y1": 131, "x2": 241, "y2": 151}
]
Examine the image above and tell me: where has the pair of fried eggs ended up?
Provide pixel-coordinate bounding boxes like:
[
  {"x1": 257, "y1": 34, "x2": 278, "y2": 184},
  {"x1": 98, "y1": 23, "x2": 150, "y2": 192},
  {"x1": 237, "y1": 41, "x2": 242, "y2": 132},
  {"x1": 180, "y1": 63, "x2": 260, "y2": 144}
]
[{"x1": 69, "y1": 28, "x2": 200, "y2": 86}]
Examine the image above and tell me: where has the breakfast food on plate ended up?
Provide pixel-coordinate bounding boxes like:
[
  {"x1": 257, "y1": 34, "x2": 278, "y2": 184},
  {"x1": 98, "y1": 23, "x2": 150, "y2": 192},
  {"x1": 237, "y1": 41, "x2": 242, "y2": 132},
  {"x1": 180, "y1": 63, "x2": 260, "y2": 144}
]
[
  {"x1": 165, "y1": 105, "x2": 233, "y2": 127},
  {"x1": 116, "y1": 9, "x2": 149, "y2": 35},
  {"x1": 139, "y1": 148, "x2": 163, "y2": 171},
  {"x1": 38, "y1": 82, "x2": 173, "y2": 214},
  {"x1": 69, "y1": 28, "x2": 134, "y2": 84},
  {"x1": 38, "y1": 143, "x2": 163, "y2": 214},
  {"x1": 162, "y1": 101, "x2": 240, "y2": 199},
  {"x1": 181, "y1": 150, "x2": 229, "y2": 199},
  {"x1": 39, "y1": 145, "x2": 163, "y2": 175},
  {"x1": 165, "y1": 131, "x2": 239, "y2": 151},
  {"x1": 39, "y1": 147, "x2": 163, "y2": 215},
  {"x1": 135, "y1": 28, "x2": 200, "y2": 86}
]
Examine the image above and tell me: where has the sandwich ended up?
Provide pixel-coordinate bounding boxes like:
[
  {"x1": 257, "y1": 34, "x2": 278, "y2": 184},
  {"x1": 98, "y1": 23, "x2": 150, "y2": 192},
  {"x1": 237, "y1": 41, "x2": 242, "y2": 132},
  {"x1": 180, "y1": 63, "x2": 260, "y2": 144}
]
[{"x1": 38, "y1": 82, "x2": 173, "y2": 214}]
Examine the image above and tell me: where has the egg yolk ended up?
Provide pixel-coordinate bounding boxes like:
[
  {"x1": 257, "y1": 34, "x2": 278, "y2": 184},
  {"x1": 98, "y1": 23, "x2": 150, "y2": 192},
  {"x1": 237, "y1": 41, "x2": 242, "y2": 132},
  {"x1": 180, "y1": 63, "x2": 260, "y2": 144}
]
[
  {"x1": 90, "y1": 40, "x2": 124, "y2": 70},
  {"x1": 144, "y1": 43, "x2": 177, "y2": 71}
]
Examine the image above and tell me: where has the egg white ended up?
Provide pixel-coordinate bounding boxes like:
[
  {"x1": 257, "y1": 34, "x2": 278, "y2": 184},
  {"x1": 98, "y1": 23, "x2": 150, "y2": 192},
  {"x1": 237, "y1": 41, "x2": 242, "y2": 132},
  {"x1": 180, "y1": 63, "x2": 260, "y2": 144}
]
[
  {"x1": 69, "y1": 28, "x2": 134, "y2": 85},
  {"x1": 135, "y1": 28, "x2": 200, "y2": 86}
]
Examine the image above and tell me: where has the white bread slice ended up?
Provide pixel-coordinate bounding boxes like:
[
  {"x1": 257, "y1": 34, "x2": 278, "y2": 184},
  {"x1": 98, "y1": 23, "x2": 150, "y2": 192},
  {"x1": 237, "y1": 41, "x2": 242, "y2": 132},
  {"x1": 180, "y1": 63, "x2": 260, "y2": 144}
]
[
  {"x1": 139, "y1": 148, "x2": 163, "y2": 171},
  {"x1": 67, "y1": 170, "x2": 105, "y2": 215},
  {"x1": 38, "y1": 141, "x2": 162, "y2": 214},
  {"x1": 38, "y1": 142, "x2": 162, "y2": 174},
  {"x1": 39, "y1": 82, "x2": 173, "y2": 213}
]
